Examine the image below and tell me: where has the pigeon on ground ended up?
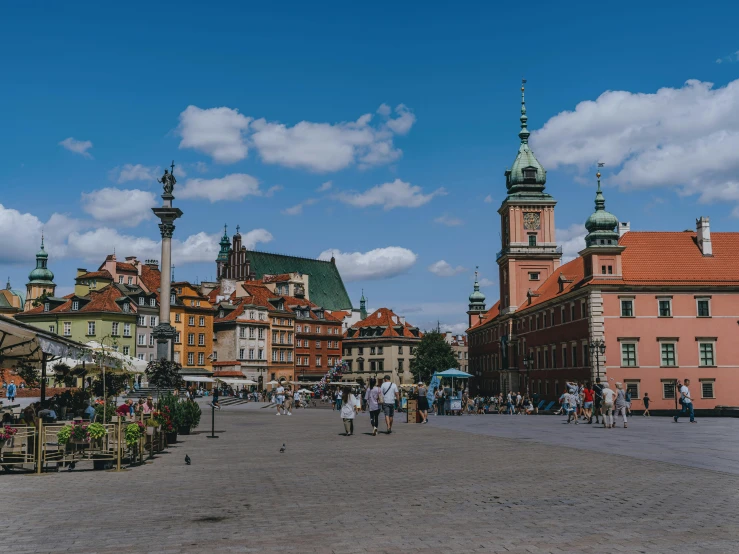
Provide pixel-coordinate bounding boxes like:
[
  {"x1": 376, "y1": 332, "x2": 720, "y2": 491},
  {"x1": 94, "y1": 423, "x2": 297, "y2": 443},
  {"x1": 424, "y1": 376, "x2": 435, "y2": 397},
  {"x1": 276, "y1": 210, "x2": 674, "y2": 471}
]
[
  {"x1": 185, "y1": 454, "x2": 191, "y2": 465},
  {"x1": 279, "y1": 443, "x2": 286, "y2": 453}
]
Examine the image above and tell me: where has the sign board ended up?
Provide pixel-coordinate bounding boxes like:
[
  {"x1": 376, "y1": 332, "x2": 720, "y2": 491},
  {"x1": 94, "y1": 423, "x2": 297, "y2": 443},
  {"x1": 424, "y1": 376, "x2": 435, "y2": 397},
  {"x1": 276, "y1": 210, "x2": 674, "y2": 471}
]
[{"x1": 406, "y1": 398, "x2": 418, "y2": 424}]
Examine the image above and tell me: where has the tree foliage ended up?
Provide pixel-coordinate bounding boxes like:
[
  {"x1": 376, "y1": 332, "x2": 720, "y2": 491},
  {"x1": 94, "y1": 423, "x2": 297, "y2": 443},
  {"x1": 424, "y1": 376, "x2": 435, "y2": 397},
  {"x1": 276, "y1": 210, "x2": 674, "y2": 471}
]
[
  {"x1": 410, "y1": 330, "x2": 459, "y2": 384},
  {"x1": 145, "y1": 358, "x2": 184, "y2": 391},
  {"x1": 14, "y1": 361, "x2": 40, "y2": 388},
  {"x1": 91, "y1": 372, "x2": 129, "y2": 399}
]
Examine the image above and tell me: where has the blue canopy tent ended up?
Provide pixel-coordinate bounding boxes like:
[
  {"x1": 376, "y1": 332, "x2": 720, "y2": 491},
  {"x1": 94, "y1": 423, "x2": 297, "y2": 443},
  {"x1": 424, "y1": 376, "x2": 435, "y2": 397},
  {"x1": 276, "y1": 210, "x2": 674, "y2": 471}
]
[{"x1": 428, "y1": 369, "x2": 473, "y2": 407}]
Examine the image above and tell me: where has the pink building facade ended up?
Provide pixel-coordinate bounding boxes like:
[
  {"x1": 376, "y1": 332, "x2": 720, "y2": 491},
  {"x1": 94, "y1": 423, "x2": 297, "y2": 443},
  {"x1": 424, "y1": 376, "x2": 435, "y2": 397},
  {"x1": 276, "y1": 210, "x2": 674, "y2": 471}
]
[{"x1": 467, "y1": 85, "x2": 739, "y2": 412}]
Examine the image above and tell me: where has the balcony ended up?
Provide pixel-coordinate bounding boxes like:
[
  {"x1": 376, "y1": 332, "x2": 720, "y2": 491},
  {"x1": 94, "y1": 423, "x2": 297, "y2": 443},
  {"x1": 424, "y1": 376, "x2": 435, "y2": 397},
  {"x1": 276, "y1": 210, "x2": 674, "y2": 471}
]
[{"x1": 496, "y1": 245, "x2": 562, "y2": 261}]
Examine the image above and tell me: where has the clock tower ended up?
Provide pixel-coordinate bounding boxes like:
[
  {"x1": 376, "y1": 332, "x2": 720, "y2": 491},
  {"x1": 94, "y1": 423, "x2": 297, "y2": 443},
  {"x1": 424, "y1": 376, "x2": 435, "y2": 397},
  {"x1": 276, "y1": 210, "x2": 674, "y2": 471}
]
[{"x1": 497, "y1": 82, "x2": 561, "y2": 314}]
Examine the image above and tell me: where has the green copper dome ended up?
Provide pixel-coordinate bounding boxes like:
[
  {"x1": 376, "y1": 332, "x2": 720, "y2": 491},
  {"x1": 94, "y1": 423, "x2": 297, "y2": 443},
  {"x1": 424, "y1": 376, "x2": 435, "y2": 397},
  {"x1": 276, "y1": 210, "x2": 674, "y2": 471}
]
[
  {"x1": 28, "y1": 237, "x2": 55, "y2": 284},
  {"x1": 216, "y1": 224, "x2": 231, "y2": 263},
  {"x1": 468, "y1": 270, "x2": 486, "y2": 309},
  {"x1": 584, "y1": 174, "x2": 620, "y2": 247},
  {"x1": 505, "y1": 83, "x2": 547, "y2": 195}
]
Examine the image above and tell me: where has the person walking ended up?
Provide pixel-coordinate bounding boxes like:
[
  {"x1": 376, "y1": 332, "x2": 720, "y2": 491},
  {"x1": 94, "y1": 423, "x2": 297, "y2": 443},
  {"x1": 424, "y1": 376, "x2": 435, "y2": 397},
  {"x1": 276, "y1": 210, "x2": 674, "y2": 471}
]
[
  {"x1": 275, "y1": 383, "x2": 285, "y2": 416},
  {"x1": 339, "y1": 386, "x2": 359, "y2": 436},
  {"x1": 380, "y1": 376, "x2": 400, "y2": 434},
  {"x1": 6, "y1": 380, "x2": 16, "y2": 403},
  {"x1": 592, "y1": 378, "x2": 604, "y2": 424},
  {"x1": 582, "y1": 384, "x2": 594, "y2": 423},
  {"x1": 565, "y1": 389, "x2": 579, "y2": 424},
  {"x1": 643, "y1": 392, "x2": 651, "y2": 417},
  {"x1": 334, "y1": 389, "x2": 342, "y2": 411},
  {"x1": 435, "y1": 385, "x2": 445, "y2": 416},
  {"x1": 506, "y1": 391, "x2": 515, "y2": 415},
  {"x1": 417, "y1": 382, "x2": 429, "y2": 424},
  {"x1": 211, "y1": 387, "x2": 221, "y2": 410},
  {"x1": 614, "y1": 382, "x2": 628, "y2": 428},
  {"x1": 284, "y1": 386, "x2": 294, "y2": 416},
  {"x1": 674, "y1": 379, "x2": 696, "y2": 423},
  {"x1": 601, "y1": 382, "x2": 615, "y2": 429},
  {"x1": 365, "y1": 378, "x2": 382, "y2": 435}
]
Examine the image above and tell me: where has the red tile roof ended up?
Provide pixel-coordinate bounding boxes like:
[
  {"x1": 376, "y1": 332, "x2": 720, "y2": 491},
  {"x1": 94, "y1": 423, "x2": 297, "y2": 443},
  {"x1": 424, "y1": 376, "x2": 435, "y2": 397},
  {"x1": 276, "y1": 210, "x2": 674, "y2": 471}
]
[
  {"x1": 263, "y1": 273, "x2": 291, "y2": 283},
  {"x1": 116, "y1": 262, "x2": 137, "y2": 273},
  {"x1": 348, "y1": 307, "x2": 421, "y2": 338},
  {"x1": 23, "y1": 284, "x2": 136, "y2": 315},
  {"x1": 76, "y1": 270, "x2": 113, "y2": 281},
  {"x1": 329, "y1": 310, "x2": 350, "y2": 321},
  {"x1": 140, "y1": 265, "x2": 161, "y2": 296},
  {"x1": 468, "y1": 300, "x2": 501, "y2": 331}
]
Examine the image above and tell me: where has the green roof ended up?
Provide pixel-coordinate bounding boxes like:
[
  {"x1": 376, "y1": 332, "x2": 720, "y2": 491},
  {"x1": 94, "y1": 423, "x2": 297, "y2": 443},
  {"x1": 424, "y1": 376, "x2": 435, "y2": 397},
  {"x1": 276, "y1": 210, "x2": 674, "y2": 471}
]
[
  {"x1": 0, "y1": 294, "x2": 12, "y2": 309},
  {"x1": 246, "y1": 251, "x2": 353, "y2": 311}
]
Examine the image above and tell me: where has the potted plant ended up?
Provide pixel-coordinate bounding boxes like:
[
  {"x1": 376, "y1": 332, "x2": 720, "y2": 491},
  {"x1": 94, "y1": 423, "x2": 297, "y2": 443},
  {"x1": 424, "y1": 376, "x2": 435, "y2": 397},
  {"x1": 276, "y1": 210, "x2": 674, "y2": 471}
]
[
  {"x1": 125, "y1": 422, "x2": 143, "y2": 450},
  {"x1": 179, "y1": 401, "x2": 201, "y2": 435},
  {"x1": 87, "y1": 422, "x2": 107, "y2": 449},
  {"x1": 145, "y1": 412, "x2": 161, "y2": 435},
  {"x1": 1, "y1": 425, "x2": 18, "y2": 451},
  {"x1": 157, "y1": 394, "x2": 182, "y2": 444}
]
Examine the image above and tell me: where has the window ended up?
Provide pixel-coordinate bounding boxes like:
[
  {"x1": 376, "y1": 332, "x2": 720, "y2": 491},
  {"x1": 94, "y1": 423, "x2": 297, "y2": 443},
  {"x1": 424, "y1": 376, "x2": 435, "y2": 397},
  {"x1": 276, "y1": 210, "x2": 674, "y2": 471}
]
[
  {"x1": 378, "y1": 346, "x2": 384, "y2": 354},
  {"x1": 138, "y1": 354, "x2": 145, "y2": 361},
  {"x1": 198, "y1": 334, "x2": 205, "y2": 346},
  {"x1": 625, "y1": 381, "x2": 640, "y2": 399},
  {"x1": 187, "y1": 352, "x2": 194, "y2": 365},
  {"x1": 620, "y1": 299, "x2": 633, "y2": 317},
  {"x1": 272, "y1": 350, "x2": 277, "y2": 362},
  {"x1": 48, "y1": 324, "x2": 55, "y2": 333},
  {"x1": 149, "y1": 334, "x2": 154, "y2": 347},
  {"x1": 562, "y1": 346, "x2": 567, "y2": 367},
  {"x1": 249, "y1": 327, "x2": 255, "y2": 339},
  {"x1": 249, "y1": 311, "x2": 255, "y2": 319},
  {"x1": 658, "y1": 299, "x2": 672, "y2": 317},
  {"x1": 621, "y1": 343, "x2": 637, "y2": 367},
  {"x1": 570, "y1": 304, "x2": 575, "y2": 321},
  {"x1": 287, "y1": 351, "x2": 293, "y2": 362},
  {"x1": 660, "y1": 343, "x2": 677, "y2": 367},
  {"x1": 199, "y1": 316, "x2": 205, "y2": 327},
  {"x1": 138, "y1": 316, "x2": 145, "y2": 326},
  {"x1": 122, "y1": 303, "x2": 130, "y2": 313},
  {"x1": 175, "y1": 332, "x2": 181, "y2": 343},
  {"x1": 72, "y1": 300, "x2": 79, "y2": 311},
  {"x1": 697, "y1": 298, "x2": 710, "y2": 317},
  {"x1": 212, "y1": 351, "x2": 217, "y2": 361},
  {"x1": 528, "y1": 272, "x2": 540, "y2": 281},
  {"x1": 239, "y1": 348, "x2": 245, "y2": 359},
  {"x1": 528, "y1": 235, "x2": 537, "y2": 246},
  {"x1": 601, "y1": 265, "x2": 606, "y2": 275},
  {"x1": 358, "y1": 347, "x2": 364, "y2": 355},
  {"x1": 398, "y1": 345, "x2": 403, "y2": 354},
  {"x1": 127, "y1": 277, "x2": 133, "y2": 285},
  {"x1": 118, "y1": 276, "x2": 124, "y2": 284},
  {"x1": 188, "y1": 333, "x2": 195, "y2": 346},
  {"x1": 259, "y1": 312, "x2": 265, "y2": 321},
  {"x1": 316, "y1": 325, "x2": 322, "y2": 333},
  {"x1": 150, "y1": 316, "x2": 157, "y2": 327},
  {"x1": 258, "y1": 328, "x2": 265, "y2": 339},
  {"x1": 150, "y1": 298, "x2": 156, "y2": 307},
  {"x1": 249, "y1": 348, "x2": 254, "y2": 360},
  {"x1": 272, "y1": 331, "x2": 278, "y2": 343},
  {"x1": 112, "y1": 322, "x2": 120, "y2": 336},
  {"x1": 699, "y1": 342, "x2": 715, "y2": 366},
  {"x1": 188, "y1": 316, "x2": 195, "y2": 326},
  {"x1": 138, "y1": 334, "x2": 146, "y2": 346},
  {"x1": 87, "y1": 321, "x2": 96, "y2": 335},
  {"x1": 370, "y1": 346, "x2": 376, "y2": 355},
  {"x1": 239, "y1": 327, "x2": 247, "y2": 339},
  {"x1": 571, "y1": 345, "x2": 577, "y2": 367},
  {"x1": 123, "y1": 346, "x2": 130, "y2": 356},
  {"x1": 279, "y1": 350, "x2": 285, "y2": 362},
  {"x1": 123, "y1": 324, "x2": 131, "y2": 337},
  {"x1": 63, "y1": 322, "x2": 71, "y2": 336},
  {"x1": 700, "y1": 380, "x2": 715, "y2": 399},
  {"x1": 316, "y1": 356, "x2": 322, "y2": 367},
  {"x1": 139, "y1": 296, "x2": 145, "y2": 306},
  {"x1": 296, "y1": 325, "x2": 302, "y2": 332},
  {"x1": 662, "y1": 381, "x2": 676, "y2": 400},
  {"x1": 170, "y1": 294, "x2": 176, "y2": 305},
  {"x1": 258, "y1": 349, "x2": 264, "y2": 360},
  {"x1": 175, "y1": 313, "x2": 181, "y2": 323},
  {"x1": 304, "y1": 325, "x2": 310, "y2": 333}
]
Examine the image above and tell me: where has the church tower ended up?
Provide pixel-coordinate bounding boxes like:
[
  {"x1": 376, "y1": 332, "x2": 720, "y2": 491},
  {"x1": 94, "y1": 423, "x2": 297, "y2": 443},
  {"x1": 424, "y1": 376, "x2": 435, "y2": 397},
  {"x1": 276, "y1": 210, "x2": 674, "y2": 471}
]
[
  {"x1": 497, "y1": 81, "x2": 561, "y2": 314},
  {"x1": 25, "y1": 235, "x2": 56, "y2": 311},
  {"x1": 467, "y1": 268, "x2": 487, "y2": 328},
  {"x1": 579, "y1": 171, "x2": 624, "y2": 279},
  {"x1": 215, "y1": 224, "x2": 231, "y2": 280}
]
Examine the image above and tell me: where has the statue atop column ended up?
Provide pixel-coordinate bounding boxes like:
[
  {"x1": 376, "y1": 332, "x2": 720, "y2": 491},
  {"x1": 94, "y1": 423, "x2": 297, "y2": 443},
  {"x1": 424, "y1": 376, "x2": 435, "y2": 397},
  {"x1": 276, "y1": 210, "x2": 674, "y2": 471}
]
[{"x1": 158, "y1": 161, "x2": 177, "y2": 197}]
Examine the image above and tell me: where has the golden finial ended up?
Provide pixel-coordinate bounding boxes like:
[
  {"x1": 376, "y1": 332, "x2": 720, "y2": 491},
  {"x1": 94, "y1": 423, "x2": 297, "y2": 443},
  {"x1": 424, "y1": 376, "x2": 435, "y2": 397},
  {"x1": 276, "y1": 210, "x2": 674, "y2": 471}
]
[{"x1": 596, "y1": 172, "x2": 601, "y2": 179}]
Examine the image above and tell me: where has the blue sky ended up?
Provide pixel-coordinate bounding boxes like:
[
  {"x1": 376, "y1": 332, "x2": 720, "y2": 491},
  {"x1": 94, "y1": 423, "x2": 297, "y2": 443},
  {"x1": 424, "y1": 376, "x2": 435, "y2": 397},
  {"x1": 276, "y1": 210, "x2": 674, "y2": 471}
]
[{"x1": 2, "y1": 1, "x2": 739, "y2": 333}]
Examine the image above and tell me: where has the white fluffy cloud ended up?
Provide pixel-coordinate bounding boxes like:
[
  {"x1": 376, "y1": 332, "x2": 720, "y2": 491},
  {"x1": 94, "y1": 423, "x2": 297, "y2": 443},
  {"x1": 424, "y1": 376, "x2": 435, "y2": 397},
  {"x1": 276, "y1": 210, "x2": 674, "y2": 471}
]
[
  {"x1": 113, "y1": 164, "x2": 159, "y2": 184},
  {"x1": 428, "y1": 260, "x2": 466, "y2": 277},
  {"x1": 337, "y1": 179, "x2": 445, "y2": 210},
  {"x1": 434, "y1": 214, "x2": 463, "y2": 226},
  {"x1": 178, "y1": 106, "x2": 251, "y2": 164},
  {"x1": 319, "y1": 246, "x2": 417, "y2": 281},
  {"x1": 557, "y1": 224, "x2": 587, "y2": 263},
  {"x1": 59, "y1": 137, "x2": 93, "y2": 158},
  {"x1": 532, "y1": 79, "x2": 739, "y2": 214},
  {"x1": 484, "y1": 195, "x2": 493, "y2": 204},
  {"x1": 177, "y1": 174, "x2": 261, "y2": 202},
  {"x1": 81, "y1": 188, "x2": 156, "y2": 226},
  {"x1": 178, "y1": 104, "x2": 414, "y2": 172},
  {"x1": 282, "y1": 198, "x2": 317, "y2": 216},
  {"x1": 0, "y1": 205, "x2": 82, "y2": 263},
  {"x1": 317, "y1": 181, "x2": 333, "y2": 192}
]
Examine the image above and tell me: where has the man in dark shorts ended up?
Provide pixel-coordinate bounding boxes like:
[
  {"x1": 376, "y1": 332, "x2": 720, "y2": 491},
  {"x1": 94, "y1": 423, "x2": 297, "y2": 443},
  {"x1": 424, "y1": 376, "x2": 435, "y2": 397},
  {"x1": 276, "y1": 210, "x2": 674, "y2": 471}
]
[
  {"x1": 643, "y1": 392, "x2": 651, "y2": 417},
  {"x1": 380, "y1": 376, "x2": 400, "y2": 434},
  {"x1": 592, "y1": 378, "x2": 603, "y2": 424}
]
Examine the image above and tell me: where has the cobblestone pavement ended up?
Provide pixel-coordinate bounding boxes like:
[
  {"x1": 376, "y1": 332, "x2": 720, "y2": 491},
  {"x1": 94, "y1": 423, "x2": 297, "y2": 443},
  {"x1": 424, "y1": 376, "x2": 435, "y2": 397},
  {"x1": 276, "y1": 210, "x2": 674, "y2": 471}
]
[{"x1": 1, "y1": 405, "x2": 737, "y2": 554}]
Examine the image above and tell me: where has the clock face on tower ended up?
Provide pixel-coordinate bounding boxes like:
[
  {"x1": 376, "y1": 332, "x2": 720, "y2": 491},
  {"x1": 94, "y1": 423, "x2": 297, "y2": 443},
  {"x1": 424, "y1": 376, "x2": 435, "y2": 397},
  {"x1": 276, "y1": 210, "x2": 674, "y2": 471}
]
[{"x1": 523, "y1": 212, "x2": 541, "y2": 230}]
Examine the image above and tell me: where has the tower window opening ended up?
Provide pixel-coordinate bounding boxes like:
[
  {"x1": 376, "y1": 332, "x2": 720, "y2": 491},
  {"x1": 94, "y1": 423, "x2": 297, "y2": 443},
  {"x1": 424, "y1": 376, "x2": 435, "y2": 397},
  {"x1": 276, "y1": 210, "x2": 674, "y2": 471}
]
[{"x1": 528, "y1": 235, "x2": 537, "y2": 247}]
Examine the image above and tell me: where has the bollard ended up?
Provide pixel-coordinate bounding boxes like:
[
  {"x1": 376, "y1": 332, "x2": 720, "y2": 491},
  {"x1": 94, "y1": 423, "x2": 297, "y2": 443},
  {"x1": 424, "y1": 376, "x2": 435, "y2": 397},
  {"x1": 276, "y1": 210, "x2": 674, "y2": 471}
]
[
  {"x1": 206, "y1": 402, "x2": 219, "y2": 439},
  {"x1": 116, "y1": 419, "x2": 122, "y2": 471}
]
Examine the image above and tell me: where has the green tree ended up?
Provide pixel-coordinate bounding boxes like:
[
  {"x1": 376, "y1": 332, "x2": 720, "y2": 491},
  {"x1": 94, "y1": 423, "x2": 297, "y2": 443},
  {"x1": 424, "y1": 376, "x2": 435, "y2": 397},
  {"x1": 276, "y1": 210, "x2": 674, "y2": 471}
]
[
  {"x1": 145, "y1": 358, "x2": 184, "y2": 395},
  {"x1": 14, "y1": 361, "x2": 40, "y2": 388},
  {"x1": 410, "y1": 330, "x2": 459, "y2": 384}
]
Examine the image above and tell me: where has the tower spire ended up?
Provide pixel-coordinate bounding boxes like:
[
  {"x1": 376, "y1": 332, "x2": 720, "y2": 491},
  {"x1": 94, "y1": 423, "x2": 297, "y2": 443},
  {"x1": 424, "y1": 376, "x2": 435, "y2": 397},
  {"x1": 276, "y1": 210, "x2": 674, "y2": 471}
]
[
  {"x1": 595, "y1": 163, "x2": 606, "y2": 211},
  {"x1": 519, "y1": 79, "x2": 529, "y2": 144}
]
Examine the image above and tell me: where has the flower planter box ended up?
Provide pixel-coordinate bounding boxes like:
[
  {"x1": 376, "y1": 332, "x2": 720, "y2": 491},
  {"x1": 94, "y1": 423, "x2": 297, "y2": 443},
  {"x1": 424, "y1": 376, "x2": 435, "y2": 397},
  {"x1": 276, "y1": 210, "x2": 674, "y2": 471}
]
[
  {"x1": 166, "y1": 431, "x2": 178, "y2": 444},
  {"x1": 178, "y1": 426, "x2": 191, "y2": 436}
]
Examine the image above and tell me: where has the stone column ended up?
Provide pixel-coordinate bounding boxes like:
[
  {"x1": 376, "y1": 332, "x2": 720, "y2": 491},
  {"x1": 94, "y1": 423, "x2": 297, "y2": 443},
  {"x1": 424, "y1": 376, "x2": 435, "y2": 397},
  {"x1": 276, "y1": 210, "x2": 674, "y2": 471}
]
[{"x1": 151, "y1": 167, "x2": 183, "y2": 361}]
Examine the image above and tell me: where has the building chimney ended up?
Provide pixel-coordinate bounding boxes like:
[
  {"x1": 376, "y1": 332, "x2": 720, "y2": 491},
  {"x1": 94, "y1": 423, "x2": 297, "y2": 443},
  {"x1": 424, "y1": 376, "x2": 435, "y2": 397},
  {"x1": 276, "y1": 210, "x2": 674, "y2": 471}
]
[
  {"x1": 76, "y1": 268, "x2": 87, "y2": 277},
  {"x1": 399, "y1": 316, "x2": 405, "y2": 326},
  {"x1": 696, "y1": 216, "x2": 712, "y2": 256},
  {"x1": 619, "y1": 221, "x2": 630, "y2": 237}
]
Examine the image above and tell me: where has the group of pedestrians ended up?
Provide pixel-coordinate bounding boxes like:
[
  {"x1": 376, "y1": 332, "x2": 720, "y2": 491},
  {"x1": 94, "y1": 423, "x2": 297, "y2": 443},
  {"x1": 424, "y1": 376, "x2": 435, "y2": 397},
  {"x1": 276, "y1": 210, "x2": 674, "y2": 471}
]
[{"x1": 339, "y1": 376, "x2": 401, "y2": 436}]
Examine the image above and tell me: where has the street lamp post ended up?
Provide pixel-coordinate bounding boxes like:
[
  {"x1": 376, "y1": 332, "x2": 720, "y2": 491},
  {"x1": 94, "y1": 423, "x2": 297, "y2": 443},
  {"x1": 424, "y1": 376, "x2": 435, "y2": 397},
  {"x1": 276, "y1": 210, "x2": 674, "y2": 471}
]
[{"x1": 591, "y1": 339, "x2": 606, "y2": 382}]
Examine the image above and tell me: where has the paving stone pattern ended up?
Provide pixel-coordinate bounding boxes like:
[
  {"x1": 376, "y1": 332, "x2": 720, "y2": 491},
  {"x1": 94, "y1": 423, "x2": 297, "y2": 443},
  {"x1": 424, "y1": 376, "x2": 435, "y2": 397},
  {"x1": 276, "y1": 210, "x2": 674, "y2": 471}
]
[{"x1": 1, "y1": 404, "x2": 737, "y2": 554}]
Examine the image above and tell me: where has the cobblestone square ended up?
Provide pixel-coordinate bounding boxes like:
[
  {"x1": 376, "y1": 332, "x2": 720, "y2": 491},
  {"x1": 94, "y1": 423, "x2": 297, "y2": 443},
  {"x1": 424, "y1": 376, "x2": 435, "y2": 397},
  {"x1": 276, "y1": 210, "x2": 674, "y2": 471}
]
[{"x1": 1, "y1": 405, "x2": 737, "y2": 553}]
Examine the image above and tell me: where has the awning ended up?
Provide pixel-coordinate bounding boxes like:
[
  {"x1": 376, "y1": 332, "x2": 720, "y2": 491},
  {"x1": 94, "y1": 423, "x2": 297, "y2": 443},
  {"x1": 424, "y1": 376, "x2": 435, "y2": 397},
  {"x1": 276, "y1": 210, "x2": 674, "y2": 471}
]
[
  {"x1": 0, "y1": 314, "x2": 90, "y2": 364},
  {"x1": 217, "y1": 378, "x2": 257, "y2": 386},
  {"x1": 434, "y1": 369, "x2": 473, "y2": 378},
  {"x1": 182, "y1": 376, "x2": 215, "y2": 383}
]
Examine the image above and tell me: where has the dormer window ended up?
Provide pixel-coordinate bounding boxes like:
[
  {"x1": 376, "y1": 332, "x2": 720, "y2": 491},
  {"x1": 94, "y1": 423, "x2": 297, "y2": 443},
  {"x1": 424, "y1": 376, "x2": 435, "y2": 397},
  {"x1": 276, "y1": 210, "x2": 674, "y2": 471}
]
[
  {"x1": 44, "y1": 302, "x2": 50, "y2": 312},
  {"x1": 72, "y1": 300, "x2": 79, "y2": 311},
  {"x1": 122, "y1": 303, "x2": 130, "y2": 312},
  {"x1": 150, "y1": 298, "x2": 156, "y2": 307},
  {"x1": 139, "y1": 296, "x2": 145, "y2": 305},
  {"x1": 523, "y1": 168, "x2": 537, "y2": 180}
]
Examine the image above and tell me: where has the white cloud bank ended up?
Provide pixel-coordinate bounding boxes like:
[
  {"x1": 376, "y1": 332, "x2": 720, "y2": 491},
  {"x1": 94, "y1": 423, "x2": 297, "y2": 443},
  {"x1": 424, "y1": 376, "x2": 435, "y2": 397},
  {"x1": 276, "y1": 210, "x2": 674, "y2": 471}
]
[
  {"x1": 178, "y1": 174, "x2": 262, "y2": 202},
  {"x1": 178, "y1": 104, "x2": 415, "y2": 172},
  {"x1": 59, "y1": 137, "x2": 93, "y2": 158},
  {"x1": 557, "y1": 224, "x2": 587, "y2": 263},
  {"x1": 336, "y1": 179, "x2": 445, "y2": 210},
  {"x1": 428, "y1": 260, "x2": 466, "y2": 277},
  {"x1": 319, "y1": 246, "x2": 417, "y2": 281},
  {"x1": 81, "y1": 188, "x2": 157, "y2": 227},
  {"x1": 531, "y1": 78, "x2": 739, "y2": 215}
]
